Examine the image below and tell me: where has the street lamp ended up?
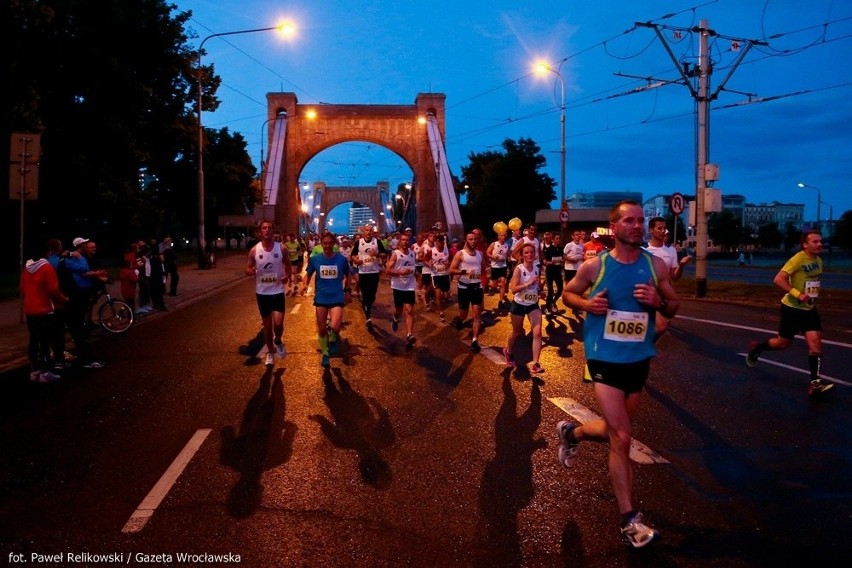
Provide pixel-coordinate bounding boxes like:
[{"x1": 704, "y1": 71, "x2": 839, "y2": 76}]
[
  {"x1": 196, "y1": 23, "x2": 294, "y2": 263},
  {"x1": 534, "y1": 61, "x2": 566, "y2": 210},
  {"x1": 797, "y1": 182, "x2": 822, "y2": 232}
]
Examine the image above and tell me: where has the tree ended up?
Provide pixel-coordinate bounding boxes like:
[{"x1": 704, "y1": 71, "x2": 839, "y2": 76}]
[
  {"x1": 757, "y1": 222, "x2": 783, "y2": 250},
  {"x1": 1, "y1": 1, "x2": 256, "y2": 267},
  {"x1": 459, "y1": 138, "x2": 555, "y2": 236},
  {"x1": 707, "y1": 209, "x2": 744, "y2": 252},
  {"x1": 833, "y1": 210, "x2": 852, "y2": 251},
  {"x1": 203, "y1": 128, "x2": 258, "y2": 239}
]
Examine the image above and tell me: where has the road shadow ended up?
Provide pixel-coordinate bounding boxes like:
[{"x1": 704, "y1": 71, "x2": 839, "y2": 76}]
[
  {"x1": 475, "y1": 375, "x2": 546, "y2": 566},
  {"x1": 543, "y1": 312, "x2": 578, "y2": 358},
  {"x1": 219, "y1": 367, "x2": 296, "y2": 517},
  {"x1": 310, "y1": 367, "x2": 395, "y2": 488},
  {"x1": 237, "y1": 328, "x2": 265, "y2": 366}
]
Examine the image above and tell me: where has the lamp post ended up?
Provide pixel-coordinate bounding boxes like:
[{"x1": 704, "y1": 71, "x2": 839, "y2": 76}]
[
  {"x1": 534, "y1": 62, "x2": 566, "y2": 210},
  {"x1": 196, "y1": 24, "x2": 292, "y2": 264},
  {"x1": 797, "y1": 182, "x2": 821, "y2": 233}
]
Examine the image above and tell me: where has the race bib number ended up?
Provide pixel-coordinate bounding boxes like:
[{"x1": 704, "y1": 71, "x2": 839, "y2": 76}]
[
  {"x1": 804, "y1": 280, "x2": 820, "y2": 298},
  {"x1": 259, "y1": 273, "x2": 278, "y2": 284},
  {"x1": 468, "y1": 270, "x2": 481, "y2": 280},
  {"x1": 320, "y1": 265, "x2": 339, "y2": 279},
  {"x1": 434, "y1": 263, "x2": 447, "y2": 273},
  {"x1": 603, "y1": 310, "x2": 649, "y2": 343},
  {"x1": 362, "y1": 255, "x2": 376, "y2": 266},
  {"x1": 522, "y1": 292, "x2": 539, "y2": 303}
]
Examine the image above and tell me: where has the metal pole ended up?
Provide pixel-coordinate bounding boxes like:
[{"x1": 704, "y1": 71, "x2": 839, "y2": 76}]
[
  {"x1": 816, "y1": 187, "x2": 821, "y2": 233},
  {"x1": 196, "y1": 26, "x2": 282, "y2": 266},
  {"x1": 694, "y1": 19, "x2": 711, "y2": 298}
]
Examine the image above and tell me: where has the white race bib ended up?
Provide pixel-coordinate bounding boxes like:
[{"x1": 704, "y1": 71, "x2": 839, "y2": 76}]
[
  {"x1": 804, "y1": 280, "x2": 820, "y2": 298},
  {"x1": 319, "y1": 265, "x2": 339, "y2": 279},
  {"x1": 603, "y1": 310, "x2": 649, "y2": 343}
]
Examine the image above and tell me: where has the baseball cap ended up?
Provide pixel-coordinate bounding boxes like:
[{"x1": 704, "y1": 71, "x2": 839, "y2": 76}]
[{"x1": 73, "y1": 237, "x2": 90, "y2": 247}]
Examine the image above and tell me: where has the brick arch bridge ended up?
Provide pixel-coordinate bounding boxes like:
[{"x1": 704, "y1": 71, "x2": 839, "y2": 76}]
[
  {"x1": 264, "y1": 92, "x2": 450, "y2": 235},
  {"x1": 311, "y1": 181, "x2": 389, "y2": 234}
]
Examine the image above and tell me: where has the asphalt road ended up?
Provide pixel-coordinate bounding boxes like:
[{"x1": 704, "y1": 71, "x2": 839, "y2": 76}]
[{"x1": 1, "y1": 279, "x2": 851, "y2": 567}]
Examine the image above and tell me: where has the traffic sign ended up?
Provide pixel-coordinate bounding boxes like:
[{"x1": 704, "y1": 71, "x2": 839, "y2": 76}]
[
  {"x1": 559, "y1": 209, "x2": 570, "y2": 223},
  {"x1": 669, "y1": 192, "x2": 685, "y2": 215}
]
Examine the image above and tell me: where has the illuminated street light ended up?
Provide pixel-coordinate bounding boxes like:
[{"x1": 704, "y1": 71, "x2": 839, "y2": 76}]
[
  {"x1": 196, "y1": 22, "x2": 295, "y2": 262},
  {"x1": 797, "y1": 182, "x2": 823, "y2": 232},
  {"x1": 534, "y1": 61, "x2": 566, "y2": 210}
]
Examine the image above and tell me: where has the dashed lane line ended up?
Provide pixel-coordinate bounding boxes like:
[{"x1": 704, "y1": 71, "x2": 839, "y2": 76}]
[
  {"x1": 121, "y1": 429, "x2": 212, "y2": 534},
  {"x1": 549, "y1": 397, "x2": 669, "y2": 465},
  {"x1": 678, "y1": 315, "x2": 852, "y2": 349},
  {"x1": 737, "y1": 353, "x2": 850, "y2": 386}
]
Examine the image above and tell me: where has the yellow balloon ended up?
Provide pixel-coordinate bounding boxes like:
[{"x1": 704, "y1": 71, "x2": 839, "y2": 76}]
[
  {"x1": 493, "y1": 221, "x2": 507, "y2": 235},
  {"x1": 508, "y1": 217, "x2": 522, "y2": 231}
]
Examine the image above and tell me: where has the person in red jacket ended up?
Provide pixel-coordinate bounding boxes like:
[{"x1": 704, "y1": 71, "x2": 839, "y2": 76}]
[{"x1": 20, "y1": 257, "x2": 68, "y2": 382}]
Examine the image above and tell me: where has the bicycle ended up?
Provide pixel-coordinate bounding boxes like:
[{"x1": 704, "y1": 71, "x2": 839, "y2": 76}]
[{"x1": 88, "y1": 283, "x2": 134, "y2": 334}]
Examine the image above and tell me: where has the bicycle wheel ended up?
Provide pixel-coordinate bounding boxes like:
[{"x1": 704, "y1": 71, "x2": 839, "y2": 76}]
[{"x1": 99, "y1": 299, "x2": 134, "y2": 333}]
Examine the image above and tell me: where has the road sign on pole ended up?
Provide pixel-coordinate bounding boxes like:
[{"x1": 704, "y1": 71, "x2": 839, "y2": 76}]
[{"x1": 669, "y1": 192, "x2": 685, "y2": 215}]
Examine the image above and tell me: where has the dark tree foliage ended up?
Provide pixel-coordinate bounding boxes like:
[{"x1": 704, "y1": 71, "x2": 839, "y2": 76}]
[
  {"x1": 458, "y1": 138, "x2": 555, "y2": 237},
  {"x1": 757, "y1": 221, "x2": 783, "y2": 250},
  {"x1": 707, "y1": 209, "x2": 744, "y2": 252},
  {"x1": 833, "y1": 210, "x2": 852, "y2": 251},
  {"x1": 2, "y1": 0, "x2": 256, "y2": 269}
]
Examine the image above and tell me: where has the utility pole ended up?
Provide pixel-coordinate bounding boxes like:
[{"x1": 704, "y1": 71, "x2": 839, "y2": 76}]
[{"x1": 635, "y1": 19, "x2": 765, "y2": 297}]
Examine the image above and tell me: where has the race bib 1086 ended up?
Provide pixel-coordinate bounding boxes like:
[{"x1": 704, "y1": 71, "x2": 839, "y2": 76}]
[{"x1": 603, "y1": 310, "x2": 649, "y2": 342}]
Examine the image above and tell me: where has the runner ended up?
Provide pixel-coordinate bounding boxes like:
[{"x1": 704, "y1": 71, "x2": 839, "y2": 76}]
[
  {"x1": 386, "y1": 232, "x2": 418, "y2": 349},
  {"x1": 245, "y1": 220, "x2": 291, "y2": 367},
  {"x1": 449, "y1": 232, "x2": 488, "y2": 352},
  {"x1": 351, "y1": 225, "x2": 387, "y2": 331},
  {"x1": 428, "y1": 234, "x2": 451, "y2": 322},
  {"x1": 562, "y1": 229, "x2": 585, "y2": 284},
  {"x1": 746, "y1": 230, "x2": 834, "y2": 397},
  {"x1": 644, "y1": 217, "x2": 691, "y2": 337},
  {"x1": 540, "y1": 231, "x2": 563, "y2": 315},
  {"x1": 283, "y1": 233, "x2": 304, "y2": 296},
  {"x1": 503, "y1": 242, "x2": 544, "y2": 373},
  {"x1": 560, "y1": 200, "x2": 680, "y2": 548},
  {"x1": 302, "y1": 232, "x2": 351, "y2": 367},
  {"x1": 486, "y1": 231, "x2": 510, "y2": 308}
]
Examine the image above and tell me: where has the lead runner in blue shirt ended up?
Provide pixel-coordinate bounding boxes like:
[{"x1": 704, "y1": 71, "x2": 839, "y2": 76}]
[
  {"x1": 302, "y1": 233, "x2": 351, "y2": 367},
  {"x1": 559, "y1": 200, "x2": 680, "y2": 549}
]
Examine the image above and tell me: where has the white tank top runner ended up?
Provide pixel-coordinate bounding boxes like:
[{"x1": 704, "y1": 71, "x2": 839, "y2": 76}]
[
  {"x1": 513, "y1": 264, "x2": 540, "y2": 306},
  {"x1": 430, "y1": 246, "x2": 450, "y2": 276},
  {"x1": 390, "y1": 249, "x2": 417, "y2": 291},
  {"x1": 357, "y1": 238, "x2": 381, "y2": 274},
  {"x1": 255, "y1": 241, "x2": 285, "y2": 295},
  {"x1": 458, "y1": 249, "x2": 483, "y2": 287}
]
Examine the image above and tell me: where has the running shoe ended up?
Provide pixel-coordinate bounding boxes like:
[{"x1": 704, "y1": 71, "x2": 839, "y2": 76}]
[
  {"x1": 321, "y1": 354, "x2": 330, "y2": 367},
  {"x1": 530, "y1": 362, "x2": 545, "y2": 374},
  {"x1": 808, "y1": 379, "x2": 834, "y2": 396},
  {"x1": 502, "y1": 347, "x2": 515, "y2": 367},
  {"x1": 265, "y1": 353, "x2": 274, "y2": 367},
  {"x1": 470, "y1": 339, "x2": 481, "y2": 353},
  {"x1": 746, "y1": 342, "x2": 760, "y2": 368},
  {"x1": 82, "y1": 361, "x2": 106, "y2": 369},
  {"x1": 392, "y1": 317, "x2": 399, "y2": 332},
  {"x1": 621, "y1": 512, "x2": 660, "y2": 548},
  {"x1": 556, "y1": 420, "x2": 579, "y2": 469},
  {"x1": 366, "y1": 318, "x2": 373, "y2": 331},
  {"x1": 406, "y1": 334, "x2": 416, "y2": 349},
  {"x1": 273, "y1": 338, "x2": 286, "y2": 358},
  {"x1": 39, "y1": 371, "x2": 61, "y2": 382}
]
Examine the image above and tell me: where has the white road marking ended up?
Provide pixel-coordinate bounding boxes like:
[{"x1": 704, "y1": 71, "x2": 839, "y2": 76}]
[
  {"x1": 549, "y1": 397, "x2": 669, "y2": 465},
  {"x1": 738, "y1": 354, "x2": 850, "y2": 386},
  {"x1": 678, "y1": 315, "x2": 852, "y2": 349},
  {"x1": 290, "y1": 303, "x2": 301, "y2": 315},
  {"x1": 121, "y1": 429, "x2": 212, "y2": 534}
]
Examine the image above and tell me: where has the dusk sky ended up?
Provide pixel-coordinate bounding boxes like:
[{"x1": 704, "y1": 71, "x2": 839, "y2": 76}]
[{"x1": 178, "y1": 0, "x2": 852, "y2": 229}]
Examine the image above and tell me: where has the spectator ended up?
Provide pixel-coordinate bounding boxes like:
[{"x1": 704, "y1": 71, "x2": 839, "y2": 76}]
[
  {"x1": 135, "y1": 241, "x2": 152, "y2": 314},
  {"x1": 20, "y1": 254, "x2": 68, "y2": 382},
  {"x1": 161, "y1": 237, "x2": 180, "y2": 295},
  {"x1": 63, "y1": 237, "x2": 107, "y2": 369},
  {"x1": 119, "y1": 247, "x2": 140, "y2": 311},
  {"x1": 148, "y1": 239, "x2": 167, "y2": 310}
]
